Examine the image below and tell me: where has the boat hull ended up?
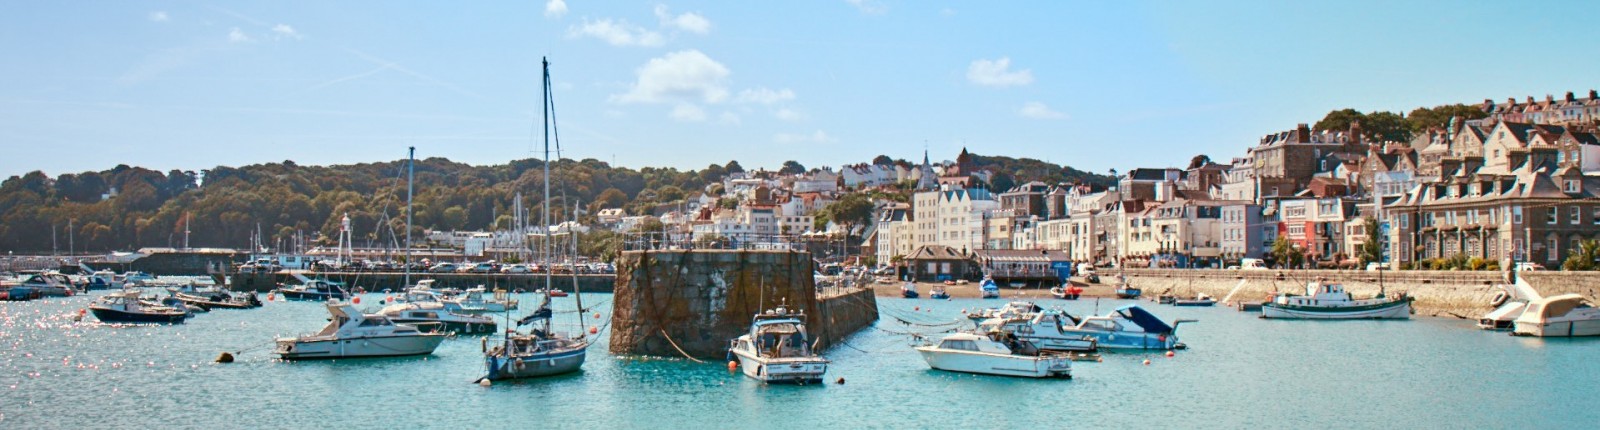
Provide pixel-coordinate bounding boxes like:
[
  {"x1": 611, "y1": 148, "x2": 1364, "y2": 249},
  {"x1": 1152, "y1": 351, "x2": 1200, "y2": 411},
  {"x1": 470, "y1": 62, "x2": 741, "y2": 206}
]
[
  {"x1": 386, "y1": 317, "x2": 497, "y2": 334},
  {"x1": 1261, "y1": 299, "x2": 1411, "y2": 320},
  {"x1": 1173, "y1": 300, "x2": 1215, "y2": 307},
  {"x1": 1115, "y1": 289, "x2": 1142, "y2": 299},
  {"x1": 277, "y1": 291, "x2": 348, "y2": 301},
  {"x1": 89, "y1": 307, "x2": 187, "y2": 324},
  {"x1": 914, "y1": 347, "x2": 1070, "y2": 378},
  {"x1": 1065, "y1": 330, "x2": 1179, "y2": 350},
  {"x1": 730, "y1": 349, "x2": 828, "y2": 384},
  {"x1": 1512, "y1": 319, "x2": 1600, "y2": 337},
  {"x1": 484, "y1": 347, "x2": 588, "y2": 380},
  {"x1": 274, "y1": 334, "x2": 445, "y2": 360}
]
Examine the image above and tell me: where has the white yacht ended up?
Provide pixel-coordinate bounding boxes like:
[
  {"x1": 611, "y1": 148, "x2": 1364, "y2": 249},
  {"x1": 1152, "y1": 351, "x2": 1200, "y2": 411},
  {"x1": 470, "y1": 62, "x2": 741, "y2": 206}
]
[
  {"x1": 444, "y1": 286, "x2": 518, "y2": 313},
  {"x1": 915, "y1": 332, "x2": 1071, "y2": 378},
  {"x1": 89, "y1": 290, "x2": 188, "y2": 324},
  {"x1": 1478, "y1": 278, "x2": 1540, "y2": 330},
  {"x1": 379, "y1": 290, "x2": 498, "y2": 334},
  {"x1": 976, "y1": 309, "x2": 1098, "y2": 352},
  {"x1": 727, "y1": 306, "x2": 830, "y2": 384},
  {"x1": 1512, "y1": 294, "x2": 1600, "y2": 337},
  {"x1": 274, "y1": 301, "x2": 446, "y2": 360},
  {"x1": 1261, "y1": 282, "x2": 1411, "y2": 319}
]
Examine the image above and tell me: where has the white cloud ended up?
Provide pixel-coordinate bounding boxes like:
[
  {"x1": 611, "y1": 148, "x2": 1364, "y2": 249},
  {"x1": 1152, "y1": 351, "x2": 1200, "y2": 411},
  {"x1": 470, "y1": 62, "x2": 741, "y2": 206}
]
[
  {"x1": 774, "y1": 108, "x2": 804, "y2": 122},
  {"x1": 670, "y1": 103, "x2": 707, "y2": 122},
  {"x1": 149, "y1": 11, "x2": 169, "y2": 22},
  {"x1": 271, "y1": 24, "x2": 302, "y2": 40},
  {"x1": 718, "y1": 112, "x2": 741, "y2": 125},
  {"x1": 227, "y1": 27, "x2": 251, "y2": 43},
  {"x1": 655, "y1": 5, "x2": 711, "y2": 34},
  {"x1": 613, "y1": 50, "x2": 730, "y2": 104},
  {"x1": 568, "y1": 18, "x2": 664, "y2": 47},
  {"x1": 846, "y1": 0, "x2": 887, "y2": 15},
  {"x1": 545, "y1": 0, "x2": 568, "y2": 18},
  {"x1": 1019, "y1": 102, "x2": 1067, "y2": 119},
  {"x1": 775, "y1": 130, "x2": 836, "y2": 144},
  {"x1": 967, "y1": 57, "x2": 1034, "y2": 87},
  {"x1": 736, "y1": 87, "x2": 795, "y2": 105}
]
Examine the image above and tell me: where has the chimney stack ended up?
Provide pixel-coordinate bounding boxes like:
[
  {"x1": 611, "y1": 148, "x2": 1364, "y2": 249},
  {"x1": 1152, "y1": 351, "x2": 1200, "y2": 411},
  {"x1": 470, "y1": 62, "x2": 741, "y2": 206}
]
[
  {"x1": 1508, "y1": 97, "x2": 1518, "y2": 105},
  {"x1": 1566, "y1": 91, "x2": 1576, "y2": 102},
  {"x1": 1546, "y1": 94, "x2": 1555, "y2": 103},
  {"x1": 1591, "y1": 89, "x2": 1597, "y2": 99}
]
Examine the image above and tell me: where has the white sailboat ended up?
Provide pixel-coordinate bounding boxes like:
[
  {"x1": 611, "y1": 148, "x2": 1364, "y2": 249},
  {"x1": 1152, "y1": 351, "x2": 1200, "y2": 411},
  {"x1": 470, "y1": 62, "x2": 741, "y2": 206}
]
[{"x1": 482, "y1": 57, "x2": 590, "y2": 381}]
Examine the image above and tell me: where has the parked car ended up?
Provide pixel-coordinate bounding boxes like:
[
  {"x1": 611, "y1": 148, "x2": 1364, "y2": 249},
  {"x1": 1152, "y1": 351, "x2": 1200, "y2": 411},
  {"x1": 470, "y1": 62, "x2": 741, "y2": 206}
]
[
  {"x1": 467, "y1": 262, "x2": 497, "y2": 273},
  {"x1": 502, "y1": 264, "x2": 531, "y2": 274},
  {"x1": 1515, "y1": 262, "x2": 1545, "y2": 271},
  {"x1": 429, "y1": 263, "x2": 458, "y2": 273},
  {"x1": 1238, "y1": 258, "x2": 1268, "y2": 270}
]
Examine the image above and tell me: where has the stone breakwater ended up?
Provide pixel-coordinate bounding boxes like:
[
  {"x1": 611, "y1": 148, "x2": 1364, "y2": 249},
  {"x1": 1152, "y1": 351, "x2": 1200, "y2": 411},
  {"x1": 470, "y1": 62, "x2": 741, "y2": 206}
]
[{"x1": 1122, "y1": 269, "x2": 1600, "y2": 318}]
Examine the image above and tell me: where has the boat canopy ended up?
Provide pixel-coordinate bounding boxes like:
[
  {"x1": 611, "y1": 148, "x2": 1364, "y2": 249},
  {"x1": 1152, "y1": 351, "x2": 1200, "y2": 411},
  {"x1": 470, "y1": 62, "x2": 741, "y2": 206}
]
[
  {"x1": 1517, "y1": 294, "x2": 1592, "y2": 323},
  {"x1": 1112, "y1": 305, "x2": 1174, "y2": 334}
]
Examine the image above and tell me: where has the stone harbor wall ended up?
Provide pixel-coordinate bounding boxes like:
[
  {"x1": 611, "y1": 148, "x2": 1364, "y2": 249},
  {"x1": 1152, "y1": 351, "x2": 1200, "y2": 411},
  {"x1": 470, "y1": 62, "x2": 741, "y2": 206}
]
[
  {"x1": 227, "y1": 271, "x2": 615, "y2": 293},
  {"x1": 1123, "y1": 269, "x2": 1600, "y2": 318},
  {"x1": 609, "y1": 249, "x2": 877, "y2": 359},
  {"x1": 812, "y1": 288, "x2": 879, "y2": 352}
]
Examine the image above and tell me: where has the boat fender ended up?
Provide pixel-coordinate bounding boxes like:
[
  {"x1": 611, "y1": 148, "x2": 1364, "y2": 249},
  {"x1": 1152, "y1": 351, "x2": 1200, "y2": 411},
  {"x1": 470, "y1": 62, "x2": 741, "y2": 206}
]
[
  {"x1": 514, "y1": 358, "x2": 525, "y2": 370},
  {"x1": 728, "y1": 360, "x2": 737, "y2": 372},
  {"x1": 216, "y1": 352, "x2": 235, "y2": 363},
  {"x1": 481, "y1": 338, "x2": 487, "y2": 353},
  {"x1": 836, "y1": 377, "x2": 845, "y2": 385},
  {"x1": 1489, "y1": 291, "x2": 1509, "y2": 308}
]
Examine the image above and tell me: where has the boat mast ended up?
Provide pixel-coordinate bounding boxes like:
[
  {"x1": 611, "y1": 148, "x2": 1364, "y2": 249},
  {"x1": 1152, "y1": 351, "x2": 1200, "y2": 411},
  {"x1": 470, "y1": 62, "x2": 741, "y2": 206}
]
[
  {"x1": 542, "y1": 56, "x2": 554, "y2": 336},
  {"x1": 571, "y1": 201, "x2": 587, "y2": 336},
  {"x1": 405, "y1": 146, "x2": 415, "y2": 289}
]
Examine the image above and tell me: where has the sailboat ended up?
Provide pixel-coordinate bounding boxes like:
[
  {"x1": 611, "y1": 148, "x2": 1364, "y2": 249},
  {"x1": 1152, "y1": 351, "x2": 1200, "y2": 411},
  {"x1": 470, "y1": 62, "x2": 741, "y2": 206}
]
[{"x1": 482, "y1": 57, "x2": 590, "y2": 381}]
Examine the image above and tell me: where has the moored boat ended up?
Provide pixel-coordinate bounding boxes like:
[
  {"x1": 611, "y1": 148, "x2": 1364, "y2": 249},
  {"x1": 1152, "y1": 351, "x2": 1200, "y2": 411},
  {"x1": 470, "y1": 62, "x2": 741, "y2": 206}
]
[
  {"x1": 1049, "y1": 284, "x2": 1083, "y2": 300},
  {"x1": 90, "y1": 290, "x2": 187, "y2": 324},
  {"x1": 979, "y1": 277, "x2": 1000, "y2": 299},
  {"x1": 379, "y1": 290, "x2": 498, "y2": 334},
  {"x1": 1261, "y1": 282, "x2": 1411, "y2": 319},
  {"x1": 727, "y1": 306, "x2": 830, "y2": 384},
  {"x1": 929, "y1": 285, "x2": 950, "y2": 300},
  {"x1": 1173, "y1": 293, "x2": 1216, "y2": 307},
  {"x1": 1512, "y1": 294, "x2": 1600, "y2": 337},
  {"x1": 444, "y1": 286, "x2": 518, "y2": 313},
  {"x1": 274, "y1": 300, "x2": 446, "y2": 360},
  {"x1": 976, "y1": 309, "x2": 1098, "y2": 352},
  {"x1": 914, "y1": 332, "x2": 1071, "y2": 378},
  {"x1": 171, "y1": 284, "x2": 262, "y2": 310},
  {"x1": 274, "y1": 279, "x2": 350, "y2": 301},
  {"x1": 1058, "y1": 304, "x2": 1189, "y2": 350},
  {"x1": 1479, "y1": 279, "x2": 1539, "y2": 330},
  {"x1": 901, "y1": 282, "x2": 920, "y2": 299}
]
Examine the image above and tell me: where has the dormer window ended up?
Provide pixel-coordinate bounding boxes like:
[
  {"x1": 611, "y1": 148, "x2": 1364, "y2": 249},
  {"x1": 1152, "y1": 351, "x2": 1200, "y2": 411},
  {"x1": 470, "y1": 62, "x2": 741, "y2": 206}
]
[{"x1": 1566, "y1": 180, "x2": 1580, "y2": 193}]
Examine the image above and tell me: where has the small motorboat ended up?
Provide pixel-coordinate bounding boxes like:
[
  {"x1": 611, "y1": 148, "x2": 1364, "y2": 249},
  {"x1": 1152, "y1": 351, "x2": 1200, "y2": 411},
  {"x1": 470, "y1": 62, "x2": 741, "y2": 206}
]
[
  {"x1": 1479, "y1": 279, "x2": 1539, "y2": 330},
  {"x1": 1173, "y1": 293, "x2": 1217, "y2": 307},
  {"x1": 1512, "y1": 294, "x2": 1600, "y2": 337},
  {"x1": 89, "y1": 290, "x2": 187, "y2": 324},
  {"x1": 1113, "y1": 276, "x2": 1141, "y2": 299},
  {"x1": 728, "y1": 306, "x2": 830, "y2": 384},
  {"x1": 975, "y1": 309, "x2": 1098, "y2": 352},
  {"x1": 929, "y1": 285, "x2": 950, "y2": 300},
  {"x1": 170, "y1": 284, "x2": 262, "y2": 310},
  {"x1": 1157, "y1": 295, "x2": 1177, "y2": 305},
  {"x1": 274, "y1": 279, "x2": 350, "y2": 301},
  {"x1": 380, "y1": 290, "x2": 498, "y2": 334},
  {"x1": 1057, "y1": 304, "x2": 1191, "y2": 350},
  {"x1": 979, "y1": 277, "x2": 1000, "y2": 299},
  {"x1": 914, "y1": 332, "x2": 1071, "y2": 378},
  {"x1": 966, "y1": 301, "x2": 1045, "y2": 325},
  {"x1": 275, "y1": 300, "x2": 446, "y2": 360},
  {"x1": 444, "y1": 286, "x2": 518, "y2": 313},
  {"x1": 1049, "y1": 284, "x2": 1083, "y2": 300},
  {"x1": 18, "y1": 273, "x2": 74, "y2": 298},
  {"x1": 1261, "y1": 282, "x2": 1411, "y2": 319},
  {"x1": 542, "y1": 288, "x2": 569, "y2": 298},
  {"x1": 901, "y1": 282, "x2": 920, "y2": 299}
]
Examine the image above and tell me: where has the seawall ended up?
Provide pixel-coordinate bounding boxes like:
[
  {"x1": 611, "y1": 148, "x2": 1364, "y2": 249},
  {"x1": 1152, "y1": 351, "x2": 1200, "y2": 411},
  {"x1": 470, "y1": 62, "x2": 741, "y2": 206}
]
[
  {"x1": 608, "y1": 249, "x2": 878, "y2": 359},
  {"x1": 1121, "y1": 269, "x2": 1600, "y2": 318},
  {"x1": 227, "y1": 271, "x2": 616, "y2": 293}
]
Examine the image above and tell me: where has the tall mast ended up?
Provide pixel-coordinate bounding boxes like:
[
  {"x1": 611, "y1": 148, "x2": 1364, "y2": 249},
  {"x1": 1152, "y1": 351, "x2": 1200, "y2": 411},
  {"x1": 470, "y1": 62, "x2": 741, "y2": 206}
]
[
  {"x1": 571, "y1": 201, "x2": 587, "y2": 336},
  {"x1": 405, "y1": 146, "x2": 415, "y2": 288},
  {"x1": 542, "y1": 56, "x2": 553, "y2": 335}
]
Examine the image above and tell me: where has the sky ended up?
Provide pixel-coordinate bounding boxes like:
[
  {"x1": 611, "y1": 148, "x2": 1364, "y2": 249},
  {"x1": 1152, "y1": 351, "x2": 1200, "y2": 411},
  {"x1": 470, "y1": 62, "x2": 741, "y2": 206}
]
[{"x1": 2, "y1": 1, "x2": 1597, "y2": 180}]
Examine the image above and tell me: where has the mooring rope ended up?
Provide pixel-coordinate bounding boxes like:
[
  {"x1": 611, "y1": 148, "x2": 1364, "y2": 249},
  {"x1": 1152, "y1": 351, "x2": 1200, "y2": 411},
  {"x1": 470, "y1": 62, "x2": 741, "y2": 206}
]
[{"x1": 659, "y1": 329, "x2": 705, "y2": 363}]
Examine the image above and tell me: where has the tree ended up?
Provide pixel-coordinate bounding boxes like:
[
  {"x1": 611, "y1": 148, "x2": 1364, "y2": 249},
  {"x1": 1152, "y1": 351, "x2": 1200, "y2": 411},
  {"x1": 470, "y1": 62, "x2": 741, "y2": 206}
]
[
  {"x1": 1362, "y1": 111, "x2": 1412, "y2": 143},
  {"x1": 1358, "y1": 217, "x2": 1382, "y2": 266},
  {"x1": 594, "y1": 188, "x2": 628, "y2": 209},
  {"x1": 1562, "y1": 239, "x2": 1600, "y2": 271},
  {"x1": 1314, "y1": 108, "x2": 1365, "y2": 132},
  {"x1": 1188, "y1": 154, "x2": 1212, "y2": 170},
  {"x1": 441, "y1": 206, "x2": 468, "y2": 230},
  {"x1": 818, "y1": 193, "x2": 875, "y2": 238},
  {"x1": 1270, "y1": 237, "x2": 1304, "y2": 269},
  {"x1": 871, "y1": 155, "x2": 894, "y2": 165},
  {"x1": 724, "y1": 160, "x2": 744, "y2": 174},
  {"x1": 1407, "y1": 104, "x2": 1489, "y2": 133},
  {"x1": 779, "y1": 160, "x2": 806, "y2": 175}
]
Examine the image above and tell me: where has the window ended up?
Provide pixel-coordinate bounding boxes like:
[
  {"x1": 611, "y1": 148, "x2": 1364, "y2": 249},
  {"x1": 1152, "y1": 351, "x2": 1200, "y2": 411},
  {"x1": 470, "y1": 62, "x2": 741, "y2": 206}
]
[
  {"x1": 1567, "y1": 180, "x2": 1580, "y2": 193},
  {"x1": 1548, "y1": 237, "x2": 1559, "y2": 261},
  {"x1": 1548, "y1": 207, "x2": 1558, "y2": 224},
  {"x1": 1572, "y1": 207, "x2": 1582, "y2": 225},
  {"x1": 1513, "y1": 206, "x2": 1523, "y2": 224},
  {"x1": 1592, "y1": 207, "x2": 1600, "y2": 225}
]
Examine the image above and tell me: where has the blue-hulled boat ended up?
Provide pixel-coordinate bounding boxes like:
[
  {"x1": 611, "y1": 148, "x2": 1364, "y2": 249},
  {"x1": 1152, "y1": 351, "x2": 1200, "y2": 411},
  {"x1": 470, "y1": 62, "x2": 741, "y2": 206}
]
[
  {"x1": 1057, "y1": 305, "x2": 1191, "y2": 350},
  {"x1": 901, "y1": 282, "x2": 919, "y2": 299},
  {"x1": 90, "y1": 290, "x2": 188, "y2": 324},
  {"x1": 274, "y1": 279, "x2": 350, "y2": 301},
  {"x1": 929, "y1": 285, "x2": 950, "y2": 300},
  {"x1": 979, "y1": 277, "x2": 1000, "y2": 299}
]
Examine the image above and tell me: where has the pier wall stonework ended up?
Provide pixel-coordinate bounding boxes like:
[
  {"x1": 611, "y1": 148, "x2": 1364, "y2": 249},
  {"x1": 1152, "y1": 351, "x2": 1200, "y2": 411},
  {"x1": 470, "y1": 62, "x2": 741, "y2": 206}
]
[
  {"x1": 609, "y1": 250, "x2": 878, "y2": 359},
  {"x1": 813, "y1": 288, "x2": 879, "y2": 352},
  {"x1": 1123, "y1": 269, "x2": 1600, "y2": 318}
]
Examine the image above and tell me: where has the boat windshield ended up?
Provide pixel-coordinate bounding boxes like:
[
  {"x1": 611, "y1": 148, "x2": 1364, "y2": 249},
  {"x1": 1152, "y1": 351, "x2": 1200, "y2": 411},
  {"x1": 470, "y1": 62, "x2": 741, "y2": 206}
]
[{"x1": 754, "y1": 324, "x2": 809, "y2": 357}]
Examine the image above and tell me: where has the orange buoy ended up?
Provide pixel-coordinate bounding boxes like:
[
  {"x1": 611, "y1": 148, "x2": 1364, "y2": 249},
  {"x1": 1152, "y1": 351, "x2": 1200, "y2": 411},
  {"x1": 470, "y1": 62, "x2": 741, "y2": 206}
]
[
  {"x1": 594, "y1": 312, "x2": 602, "y2": 319},
  {"x1": 352, "y1": 296, "x2": 361, "y2": 304},
  {"x1": 1165, "y1": 350, "x2": 1175, "y2": 358},
  {"x1": 727, "y1": 360, "x2": 738, "y2": 371},
  {"x1": 914, "y1": 306, "x2": 920, "y2": 311},
  {"x1": 1142, "y1": 359, "x2": 1151, "y2": 366},
  {"x1": 589, "y1": 327, "x2": 598, "y2": 334},
  {"x1": 267, "y1": 293, "x2": 275, "y2": 301}
]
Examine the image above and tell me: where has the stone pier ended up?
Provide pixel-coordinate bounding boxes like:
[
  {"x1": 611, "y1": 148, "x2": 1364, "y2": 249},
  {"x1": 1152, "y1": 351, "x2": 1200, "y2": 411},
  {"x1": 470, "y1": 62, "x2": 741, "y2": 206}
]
[
  {"x1": 608, "y1": 249, "x2": 878, "y2": 359},
  {"x1": 227, "y1": 271, "x2": 616, "y2": 293}
]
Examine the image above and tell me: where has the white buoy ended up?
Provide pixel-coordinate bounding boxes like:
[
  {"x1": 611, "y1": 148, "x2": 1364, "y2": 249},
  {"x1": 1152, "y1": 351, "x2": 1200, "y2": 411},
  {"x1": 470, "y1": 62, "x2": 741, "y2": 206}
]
[{"x1": 479, "y1": 378, "x2": 492, "y2": 387}]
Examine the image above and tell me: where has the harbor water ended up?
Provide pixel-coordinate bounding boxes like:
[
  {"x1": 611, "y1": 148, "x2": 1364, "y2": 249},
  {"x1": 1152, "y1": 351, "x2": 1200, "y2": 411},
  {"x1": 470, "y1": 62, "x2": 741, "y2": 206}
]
[{"x1": 4, "y1": 293, "x2": 1600, "y2": 428}]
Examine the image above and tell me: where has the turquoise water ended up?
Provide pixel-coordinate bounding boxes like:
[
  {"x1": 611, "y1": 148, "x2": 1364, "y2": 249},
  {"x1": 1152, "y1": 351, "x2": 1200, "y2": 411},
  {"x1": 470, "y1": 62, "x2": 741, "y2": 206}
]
[{"x1": 4, "y1": 293, "x2": 1600, "y2": 429}]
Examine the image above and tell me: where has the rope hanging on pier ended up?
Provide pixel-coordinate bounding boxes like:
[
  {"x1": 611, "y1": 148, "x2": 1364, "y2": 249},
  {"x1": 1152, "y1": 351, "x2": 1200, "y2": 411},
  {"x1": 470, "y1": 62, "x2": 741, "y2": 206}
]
[{"x1": 658, "y1": 329, "x2": 705, "y2": 364}]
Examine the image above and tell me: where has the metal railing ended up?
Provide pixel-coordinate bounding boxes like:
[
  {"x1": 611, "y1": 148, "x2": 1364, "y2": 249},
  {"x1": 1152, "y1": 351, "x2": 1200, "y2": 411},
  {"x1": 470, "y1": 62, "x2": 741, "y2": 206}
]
[{"x1": 621, "y1": 232, "x2": 817, "y2": 252}]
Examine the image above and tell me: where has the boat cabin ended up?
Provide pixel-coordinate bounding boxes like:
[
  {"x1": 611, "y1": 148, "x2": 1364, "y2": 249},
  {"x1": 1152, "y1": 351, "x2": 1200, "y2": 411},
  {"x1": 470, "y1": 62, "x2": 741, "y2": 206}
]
[
  {"x1": 748, "y1": 307, "x2": 812, "y2": 358},
  {"x1": 934, "y1": 333, "x2": 1012, "y2": 354}
]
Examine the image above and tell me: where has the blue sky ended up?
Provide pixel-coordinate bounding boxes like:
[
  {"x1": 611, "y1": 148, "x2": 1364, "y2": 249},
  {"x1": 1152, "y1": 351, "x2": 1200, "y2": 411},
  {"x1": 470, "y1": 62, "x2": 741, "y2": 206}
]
[{"x1": 2, "y1": 1, "x2": 1596, "y2": 180}]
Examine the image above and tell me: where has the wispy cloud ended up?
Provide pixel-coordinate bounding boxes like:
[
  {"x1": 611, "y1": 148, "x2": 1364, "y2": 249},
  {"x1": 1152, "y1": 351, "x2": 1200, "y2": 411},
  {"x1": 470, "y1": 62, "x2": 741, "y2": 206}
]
[
  {"x1": 568, "y1": 18, "x2": 664, "y2": 47},
  {"x1": 148, "y1": 11, "x2": 169, "y2": 22},
  {"x1": 271, "y1": 24, "x2": 303, "y2": 40},
  {"x1": 774, "y1": 108, "x2": 804, "y2": 122},
  {"x1": 774, "y1": 130, "x2": 835, "y2": 144},
  {"x1": 968, "y1": 57, "x2": 1033, "y2": 87},
  {"x1": 846, "y1": 0, "x2": 887, "y2": 15},
  {"x1": 670, "y1": 103, "x2": 707, "y2": 122},
  {"x1": 228, "y1": 27, "x2": 252, "y2": 43},
  {"x1": 345, "y1": 48, "x2": 485, "y2": 101},
  {"x1": 736, "y1": 87, "x2": 795, "y2": 105},
  {"x1": 655, "y1": 5, "x2": 711, "y2": 34},
  {"x1": 1019, "y1": 101, "x2": 1067, "y2": 119},
  {"x1": 545, "y1": 0, "x2": 568, "y2": 18},
  {"x1": 613, "y1": 50, "x2": 730, "y2": 104}
]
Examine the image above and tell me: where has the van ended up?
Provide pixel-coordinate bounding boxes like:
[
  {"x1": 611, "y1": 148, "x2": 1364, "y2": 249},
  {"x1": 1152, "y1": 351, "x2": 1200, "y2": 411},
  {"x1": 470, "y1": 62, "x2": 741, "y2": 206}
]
[{"x1": 1239, "y1": 258, "x2": 1268, "y2": 270}]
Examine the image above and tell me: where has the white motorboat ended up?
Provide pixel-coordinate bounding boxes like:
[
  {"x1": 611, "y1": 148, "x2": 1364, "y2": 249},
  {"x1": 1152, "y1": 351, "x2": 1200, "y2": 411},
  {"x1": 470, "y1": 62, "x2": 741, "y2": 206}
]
[
  {"x1": 445, "y1": 286, "x2": 518, "y2": 313},
  {"x1": 976, "y1": 309, "x2": 1098, "y2": 352},
  {"x1": 18, "y1": 273, "x2": 75, "y2": 297},
  {"x1": 89, "y1": 290, "x2": 187, "y2": 324},
  {"x1": 1478, "y1": 278, "x2": 1541, "y2": 330},
  {"x1": 1512, "y1": 294, "x2": 1600, "y2": 337},
  {"x1": 979, "y1": 277, "x2": 1000, "y2": 299},
  {"x1": 1261, "y1": 282, "x2": 1411, "y2": 319},
  {"x1": 914, "y1": 332, "x2": 1071, "y2": 378},
  {"x1": 966, "y1": 301, "x2": 1045, "y2": 324},
  {"x1": 274, "y1": 300, "x2": 446, "y2": 360},
  {"x1": 1058, "y1": 304, "x2": 1190, "y2": 350},
  {"x1": 728, "y1": 306, "x2": 830, "y2": 384},
  {"x1": 379, "y1": 290, "x2": 498, "y2": 334}
]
